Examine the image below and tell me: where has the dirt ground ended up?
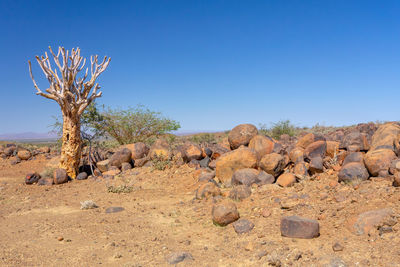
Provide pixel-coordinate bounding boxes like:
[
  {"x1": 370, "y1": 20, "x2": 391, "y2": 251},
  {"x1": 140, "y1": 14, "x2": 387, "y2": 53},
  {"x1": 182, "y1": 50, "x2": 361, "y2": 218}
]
[{"x1": 1, "y1": 155, "x2": 400, "y2": 267}]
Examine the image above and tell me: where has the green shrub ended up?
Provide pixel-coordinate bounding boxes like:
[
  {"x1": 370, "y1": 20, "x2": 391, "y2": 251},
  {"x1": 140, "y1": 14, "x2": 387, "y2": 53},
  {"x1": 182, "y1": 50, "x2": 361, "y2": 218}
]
[
  {"x1": 259, "y1": 120, "x2": 297, "y2": 140},
  {"x1": 151, "y1": 155, "x2": 171, "y2": 171},
  {"x1": 107, "y1": 185, "x2": 133, "y2": 193},
  {"x1": 190, "y1": 133, "x2": 217, "y2": 144}
]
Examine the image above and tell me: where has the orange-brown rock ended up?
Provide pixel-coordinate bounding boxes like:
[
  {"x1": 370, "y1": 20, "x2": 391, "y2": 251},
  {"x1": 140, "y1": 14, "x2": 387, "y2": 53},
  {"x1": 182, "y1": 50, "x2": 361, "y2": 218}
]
[
  {"x1": 289, "y1": 147, "x2": 304, "y2": 163},
  {"x1": 228, "y1": 124, "x2": 258, "y2": 150},
  {"x1": 210, "y1": 144, "x2": 230, "y2": 160},
  {"x1": 326, "y1": 141, "x2": 339, "y2": 158},
  {"x1": 109, "y1": 148, "x2": 132, "y2": 168},
  {"x1": 304, "y1": 141, "x2": 327, "y2": 160},
  {"x1": 179, "y1": 142, "x2": 203, "y2": 162},
  {"x1": 276, "y1": 173, "x2": 297, "y2": 187},
  {"x1": 196, "y1": 182, "x2": 221, "y2": 199},
  {"x1": 340, "y1": 131, "x2": 369, "y2": 151},
  {"x1": 369, "y1": 123, "x2": 400, "y2": 152},
  {"x1": 346, "y1": 208, "x2": 395, "y2": 235},
  {"x1": 212, "y1": 201, "x2": 240, "y2": 226},
  {"x1": 364, "y1": 149, "x2": 396, "y2": 177},
  {"x1": 342, "y1": 152, "x2": 364, "y2": 166},
  {"x1": 123, "y1": 142, "x2": 149, "y2": 160},
  {"x1": 296, "y1": 133, "x2": 315, "y2": 149},
  {"x1": 215, "y1": 147, "x2": 257, "y2": 185},
  {"x1": 293, "y1": 162, "x2": 308, "y2": 177},
  {"x1": 17, "y1": 150, "x2": 31, "y2": 160},
  {"x1": 259, "y1": 153, "x2": 286, "y2": 177},
  {"x1": 248, "y1": 135, "x2": 274, "y2": 161},
  {"x1": 338, "y1": 162, "x2": 369, "y2": 183}
]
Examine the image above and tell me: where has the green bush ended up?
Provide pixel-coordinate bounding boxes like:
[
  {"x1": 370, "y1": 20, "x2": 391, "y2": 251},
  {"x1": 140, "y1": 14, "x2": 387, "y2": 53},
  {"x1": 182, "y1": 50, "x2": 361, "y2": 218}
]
[
  {"x1": 259, "y1": 120, "x2": 297, "y2": 140},
  {"x1": 190, "y1": 133, "x2": 217, "y2": 144}
]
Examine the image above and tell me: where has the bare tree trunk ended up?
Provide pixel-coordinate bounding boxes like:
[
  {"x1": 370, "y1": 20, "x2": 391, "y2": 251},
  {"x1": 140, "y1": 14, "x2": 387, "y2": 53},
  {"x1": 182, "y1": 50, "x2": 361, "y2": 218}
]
[{"x1": 60, "y1": 112, "x2": 81, "y2": 178}]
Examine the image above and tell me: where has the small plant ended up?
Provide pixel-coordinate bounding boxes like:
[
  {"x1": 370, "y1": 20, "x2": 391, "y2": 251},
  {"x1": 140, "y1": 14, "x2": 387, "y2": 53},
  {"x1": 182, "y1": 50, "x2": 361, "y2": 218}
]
[
  {"x1": 40, "y1": 166, "x2": 56, "y2": 178},
  {"x1": 151, "y1": 155, "x2": 171, "y2": 171},
  {"x1": 107, "y1": 185, "x2": 134, "y2": 193},
  {"x1": 80, "y1": 200, "x2": 99, "y2": 210},
  {"x1": 259, "y1": 120, "x2": 297, "y2": 139},
  {"x1": 190, "y1": 133, "x2": 217, "y2": 144}
]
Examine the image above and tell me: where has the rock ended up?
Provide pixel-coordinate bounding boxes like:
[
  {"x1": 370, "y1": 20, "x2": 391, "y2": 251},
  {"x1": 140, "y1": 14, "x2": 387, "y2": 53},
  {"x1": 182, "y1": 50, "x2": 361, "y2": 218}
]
[
  {"x1": 248, "y1": 135, "x2": 274, "y2": 161},
  {"x1": 338, "y1": 162, "x2": 369, "y2": 183},
  {"x1": 364, "y1": 149, "x2": 396, "y2": 177},
  {"x1": 369, "y1": 122, "x2": 400, "y2": 153},
  {"x1": 280, "y1": 216, "x2": 320, "y2": 239},
  {"x1": 179, "y1": 142, "x2": 203, "y2": 162},
  {"x1": 134, "y1": 157, "x2": 149, "y2": 167},
  {"x1": 228, "y1": 124, "x2": 258, "y2": 150},
  {"x1": 202, "y1": 147, "x2": 213, "y2": 158},
  {"x1": 259, "y1": 153, "x2": 286, "y2": 177},
  {"x1": 195, "y1": 182, "x2": 221, "y2": 199},
  {"x1": 276, "y1": 173, "x2": 297, "y2": 187},
  {"x1": 25, "y1": 172, "x2": 41, "y2": 185},
  {"x1": 389, "y1": 159, "x2": 400, "y2": 174},
  {"x1": 54, "y1": 168, "x2": 68, "y2": 184},
  {"x1": 10, "y1": 157, "x2": 21, "y2": 165},
  {"x1": 289, "y1": 147, "x2": 304, "y2": 163},
  {"x1": 97, "y1": 159, "x2": 110, "y2": 172},
  {"x1": 340, "y1": 131, "x2": 369, "y2": 151},
  {"x1": 38, "y1": 146, "x2": 50, "y2": 153},
  {"x1": 121, "y1": 162, "x2": 132, "y2": 171},
  {"x1": 304, "y1": 141, "x2": 327, "y2": 160},
  {"x1": 103, "y1": 169, "x2": 121, "y2": 176},
  {"x1": 231, "y1": 168, "x2": 259, "y2": 186},
  {"x1": 199, "y1": 157, "x2": 210, "y2": 168},
  {"x1": 256, "y1": 170, "x2": 275, "y2": 185},
  {"x1": 229, "y1": 185, "x2": 252, "y2": 200},
  {"x1": 165, "y1": 252, "x2": 193, "y2": 265},
  {"x1": 149, "y1": 139, "x2": 171, "y2": 160},
  {"x1": 332, "y1": 242, "x2": 344, "y2": 252},
  {"x1": 342, "y1": 152, "x2": 364, "y2": 166},
  {"x1": 76, "y1": 172, "x2": 88, "y2": 180},
  {"x1": 309, "y1": 156, "x2": 324, "y2": 174},
  {"x1": 198, "y1": 171, "x2": 216, "y2": 182},
  {"x1": 393, "y1": 172, "x2": 400, "y2": 187},
  {"x1": 17, "y1": 150, "x2": 31, "y2": 160},
  {"x1": 208, "y1": 160, "x2": 216, "y2": 169},
  {"x1": 123, "y1": 142, "x2": 149, "y2": 160},
  {"x1": 326, "y1": 141, "x2": 340, "y2": 158},
  {"x1": 347, "y1": 208, "x2": 396, "y2": 235},
  {"x1": 209, "y1": 144, "x2": 230, "y2": 160},
  {"x1": 215, "y1": 147, "x2": 257, "y2": 185},
  {"x1": 293, "y1": 162, "x2": 308, "y2": 177},
  {"x1": 296, "y1": 133, "x2": 315, "y2": 149},
  {"x1": 4, "y1": 146, "x2": 16, "y2": 157},
  {"x1": 212, "y1": 201, "x2": 240, "y2": 226},
  {"x1": 105, "y1": 207, "x2": 125, "y2": 213},
  {"x1": 232, "y1": 219, "x2": 255, "y2": 234},
  {"x1": 37, "y1": 177, "x2": 54, "y2": 186},
  {"x1": 109, "y1": 148, "x2": 132, "y2": 168}
]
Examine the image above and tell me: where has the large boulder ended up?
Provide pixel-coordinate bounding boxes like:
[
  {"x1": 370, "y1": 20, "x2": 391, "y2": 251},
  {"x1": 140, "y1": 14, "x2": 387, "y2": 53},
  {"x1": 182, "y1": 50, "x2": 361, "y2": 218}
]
[
  {"x1": 340, "y1": 131, "x2": 369, "y2": 151},
  {"x1": 338, "y1": 162, "x2": 369, "y2": 183},
  {"x1": 97, "y1": 159, "x2": 110, "y2": 172},
  {"x1": 109, "y1": 148, "x2": 132, "y2": 168},
  {"x1": 364, "y1": 149, "x2": 397, "y2": 177},
  {"x1": 4, "y1": 146, "x2": 16, "y2": 157},
  {"x1": 276, "y1": 173, "x2": 297, "y2": 187},
  {"x1": 326, "y1": 141, "x2": 339, "y2": 158},
  {"x1": 123, "y1": 142, "x2": 149, "y2": 160},
  {"x1": 228, "y1": 124, "x2": 258, "y2": 150},
  {"x1": 342, "y1": 152, "x2": 364, "y2": 166},
  {"x1": 248, "y1": 135, "x2": 274, "y2": 161},
  {"x1": 369, "y1": 123, "x2": 400, "y2": 153},
  {"x1": 259, "y1": 153, "x2": 286, "y2": 177},
  {"x1": 296, "y1": 133, "x2": 315, "y2": 149},
  {"x1": 289, "y1": 147, "x2": 304, "y2": 163},
  {"x1": 231, "y1": 168, "x2": 274, "y2": 186},
  {"x1": 215, "y1": 147, "x2": 257, "y2": 185},
  {"x1": 54, "y1": 168, "x2": 68, "y2": 184},
  {"x1": 179, "y1": 143, "x2": 203, "y2": 162},
  {"x1": 304, "y1": 141, "x2": 327, "y2": 160},
  {"x1": 281, "y1": 216, "x2": 320, "y2": 239},
  {"x1": 212, "y1": 201, "x2": 240, "y2": 226},
  {"x1": 17, "y1": 150, "x2": 31, "y2": 160}
]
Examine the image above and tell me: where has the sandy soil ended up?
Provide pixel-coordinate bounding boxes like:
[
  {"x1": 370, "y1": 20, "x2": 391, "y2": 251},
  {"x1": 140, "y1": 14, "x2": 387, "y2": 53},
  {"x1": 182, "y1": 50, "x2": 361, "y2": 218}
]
[{"x1": 1, "y1": 156, "x2": 400, "y2": 266}]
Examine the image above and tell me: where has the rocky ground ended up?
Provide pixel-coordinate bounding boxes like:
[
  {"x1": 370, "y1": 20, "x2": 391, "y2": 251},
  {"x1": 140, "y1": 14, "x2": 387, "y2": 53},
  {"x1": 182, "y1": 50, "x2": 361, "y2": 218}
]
[{"x1": 1, "y1": 122, "x2": 400, "y2": 266}]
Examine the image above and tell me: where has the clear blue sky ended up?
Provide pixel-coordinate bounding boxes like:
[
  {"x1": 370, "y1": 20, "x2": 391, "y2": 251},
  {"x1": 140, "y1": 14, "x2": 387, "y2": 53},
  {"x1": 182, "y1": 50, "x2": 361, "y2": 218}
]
[{"x1": 0, "y1": 0, "x2": 399, "y2": 134}]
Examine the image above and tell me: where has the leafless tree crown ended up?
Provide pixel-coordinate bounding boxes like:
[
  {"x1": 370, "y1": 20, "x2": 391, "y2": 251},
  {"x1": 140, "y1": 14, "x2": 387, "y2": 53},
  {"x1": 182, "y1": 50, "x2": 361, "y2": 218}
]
[{"x1": 28, "y1": 46, "x2": 111, "y2": 115}]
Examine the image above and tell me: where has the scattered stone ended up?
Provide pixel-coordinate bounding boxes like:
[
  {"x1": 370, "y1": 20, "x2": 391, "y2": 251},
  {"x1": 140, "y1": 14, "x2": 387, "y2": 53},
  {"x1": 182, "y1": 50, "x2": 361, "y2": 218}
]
[
  {"x1": 342, "y1": 152, "x2": 364, "y2": 166},
  {"x1": 256, "y1": 170, "x2": 275, "y2": 185},
  {"x1": 293, "y1": 162, "x2": 308, "y2": 177},
  {"x1": 326, "y1": 141, "x2": 340, "y2": 158},
  {"x1": 276, "y1": 173, "x2": 297, "y2": 187},
  {"x1": 364, "y1": 149, "x2": 396, "y2": 177},
  {"x1": 212, "y1": 201, "x2": 240, "y2": 226},
  {"x1": 261, "y1": 208, "x2": 271, "y2": 218},
  {"x1": 309, "y1": 156, "x2": 324, "y2": 174},
  {"x1": 215, "y1": 147, "x2": 257, "y2": 185},
  {"x1": 232, "y1": 219, "x2": 254, "y2": 234},
  {"x1": 231, "y1": 168, "x2": 259, "y2": 186},
  {"x1": 109, "y1": 148, "x2": 132, "y2": 168},
  {"x1": 332, "y1": 242, "x2": 344, "y2": 252},
  {"x1": 228, "y1": 123, "x2": 258, "y2": 150},
  {"x1": 338, "y1": 162, "x2": 369, "y2": 183},
  {"x1": 4, "y1": 146, "x2": 16, "y2": 157},
  {"x1": 165, "y1": 251, "x2": 193, "y2": 265},
  {"x1": 340, "y1": 131, "x2": 369, "y2": 151},
  {"x1": 229, "y1": 185, "x2": 252, "y2": 201},
  {"x1": 80, "y1": 200, "x2": 98, "y2": 210},
  {"x1": 17, "y1": 150, "x2": 31, "y2": 160},
  {"x1": 259, "y1": 153, "x2": 286, "y2": 177},
  {"x1": 304, "y1": 141, "x2": 327, "y2": 160},
  {"x1": 37, "y1": 177, "x2": 53, "y2": 186},
  {"x1": 296, "y1": 133, "x2": 316, "y2": 149},
  {"x1": 134, "y1": 157, "x2": 149, "y2": 167},
  {"x1": 199, "y1": 157, "x2": 210, "y2": 168},
  {"x1": 198, "y1": 171, "x2": 216, "y2": 182},
  {"x1": 57, "y1": 236, "x2": 64, "y2": 241},
  {"x1": 76, "y1": 172, "x2": 88, "y2": 180},
  {"x1": 97, "y1": 159, "x2": 110, "y2": 172},
  {"x1": 346, "y1": 208, "x2": 396, "y2": 235},
  {"x1": 369, "y1": 122, "x2": 400, "y2": 152},
  {"x1": 289, "y1": 147, "x2": 304, "y2": 163},
  {"x1": 179, "y1": 142, "x2": 203, "y2": 162},
  {"x1": 280, "y1": 215, "x2": 320, "y2": 239},
  {"x1": 195, "y1": 182, "x2": 221, "y2": 199},
  {"x1": 10, "y1": 157, "x2": 21, "y2": 165},
  {"x1": 105, "y1": 207, "x2": 125, "y2": 213},
  {"x1": 103, "y1": 169, "x2": 121, "y2": 176},
  {"x1": 123, "y1": 142, "x2": 149, "y2": 160},
  {"x1": 121, "y1": 162, "x2": 132, "y2": 171},
  {"x1": 248, "y1": 135, "x2": 274, "y2": 161},
  {"x1": 54, "y1": 168, "x2": 68, "y2": 184},
  {"x1": 25, "y1": 172, "x2": 41, "y2": 185}
]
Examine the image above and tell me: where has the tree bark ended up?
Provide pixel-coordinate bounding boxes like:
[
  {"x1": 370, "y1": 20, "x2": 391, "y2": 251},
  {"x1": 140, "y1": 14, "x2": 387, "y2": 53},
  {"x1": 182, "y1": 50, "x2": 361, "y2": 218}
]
[{"x1": 60, "y1": 112, "x2": 81, "y2": 178}]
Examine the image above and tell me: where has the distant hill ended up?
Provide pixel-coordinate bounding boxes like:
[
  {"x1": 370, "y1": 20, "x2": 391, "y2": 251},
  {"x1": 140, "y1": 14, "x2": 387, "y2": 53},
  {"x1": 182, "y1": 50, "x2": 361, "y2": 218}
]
[{"x1": 0, "y1": 132, "x2": 59, "y2": 141}]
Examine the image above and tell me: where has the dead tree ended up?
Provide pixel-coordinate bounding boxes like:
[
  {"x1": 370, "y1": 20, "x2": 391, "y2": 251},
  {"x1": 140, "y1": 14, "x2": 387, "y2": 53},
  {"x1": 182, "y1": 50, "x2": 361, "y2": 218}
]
[{"x1": 28, "y1": 46, "x2": 111, "y2": 178}]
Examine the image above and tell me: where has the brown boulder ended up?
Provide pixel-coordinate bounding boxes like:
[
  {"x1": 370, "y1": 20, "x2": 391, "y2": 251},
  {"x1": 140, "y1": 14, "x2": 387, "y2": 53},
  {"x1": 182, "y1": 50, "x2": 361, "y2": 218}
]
[
  {"x1": 229, "y1": 185, "x2": 252, "y2": 200},
  {"x1": 364, "y1": 149, "x2": 397, "y2": 177},
  {"x1": 215, "y1": 147, "x2": 257, "y2": 185},
  {"x1": 340, "y1": 131, "x2": 369, "y2": 151},
  {"x1": 179, "y1": 143, "x2": 203, "y2": 162},
  {"x1": 109, "y1": 148, "x2": 132, "y2": 168},
  {"x1": 195, "y1": 182, "x2": 221, "y2": 199},
  {"x1": 289, "y1": 147, "x2": 304, "y2": 163},
  {"x1": 4, "y1": 146, "x2": 16, "y2": 157},
  {"x1": 347, "y1": 208, "x2": 395, "y2": 235},
  {"x1": 124, "y1": 142, "x2": 149, "y2": 160},
  {"x1": 304, "y1": 141, "x2": 327, "y2": 160},
  {"x1": 54, "y1": 168, "x2": 68, "y2": 184},
  {"x1": 209, "y1": 144, "x2": 230, "y2": 160},
  {"x1": 259, "y1": 153, "x2": 286, "y2": 177},
  {"x1": 369, "y1": 123, "x2": 400, "y2": 153},
  {"x1": 38, "y1": 146, "x2": 50, "y2": 153},
  {"x1": 281, "y1": 216, "x2": 320, "y2": 239},
  {"x1": 17, "y1": 150, "x2": 31, "y2": 160},
  {"x1": 276, "y1": 173, "x2": 297, "y2": 187},
  {"x1": 228, "y1": 124, "x2": 258, "y2": 150},
  {"x1": 296, "y1": 133, "x2": 315, "y2": 149},
  {"x1": 309, "y1": 156, "x2": 324, "y2": 174},
  {"x1": 25, "y1": 172, "x2": 41, "y2": 185},
  {"x1": 338, "y1": 162, "x2": 369, "y2": 183},
  {"x1": 293, "y1": 162, "x2": 308, "y2": 177},
  {"x1": 212, "y1": 201, "x2": 240, "y2": 226},
  {"x1": 326, "y1": 141, "x2": 339, "y2": 158},
  {"x1": 97, "y1": 159, "x2": 110, "y2": 172},
  {"x1": 231, "y1": 168, "x2": 259, "y2": 186},
  {"x1": 248, "y1": 135, "x2": 274, "y2": 161}
]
